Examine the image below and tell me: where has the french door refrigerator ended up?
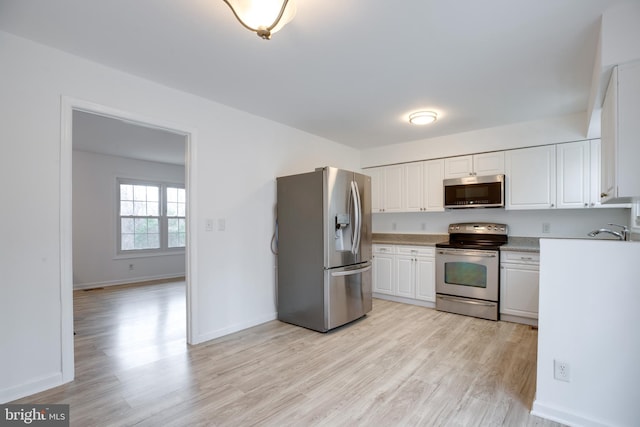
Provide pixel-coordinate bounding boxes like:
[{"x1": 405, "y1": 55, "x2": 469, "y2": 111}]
[{"x1": 276, "y1": 167, "x2": 372, "y2": 332}]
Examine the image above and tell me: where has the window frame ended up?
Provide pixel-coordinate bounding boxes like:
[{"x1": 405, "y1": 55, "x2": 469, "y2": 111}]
[{"x1": 116, "y1": 178, "x2": 186, "y2": 256}]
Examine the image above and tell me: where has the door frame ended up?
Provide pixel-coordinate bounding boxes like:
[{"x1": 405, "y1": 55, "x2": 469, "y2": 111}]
[{"x1": 60, "y1": 96, "x2": 199, "y2": 383}]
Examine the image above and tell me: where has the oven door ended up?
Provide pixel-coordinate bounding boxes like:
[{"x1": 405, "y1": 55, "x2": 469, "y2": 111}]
[{"x1": 435, "y1": 248, "x2": 499, "y2": 301}]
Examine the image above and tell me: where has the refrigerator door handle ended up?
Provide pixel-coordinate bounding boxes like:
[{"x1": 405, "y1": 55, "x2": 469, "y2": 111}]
[
  {"x1": 350, "y1": 180, "x2": 361, "y2": 255},
  {"x1": 330, "y1": 265, "x2": 372, "y2": 277}
]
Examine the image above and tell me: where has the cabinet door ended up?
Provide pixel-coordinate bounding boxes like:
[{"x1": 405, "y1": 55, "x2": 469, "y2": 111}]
[
  {"x1": 600, "y1": 68, "x2": 617, "y2": 202},
  {"x1": 414, "y1": 256, "x2": 435, "y2": 302},
  {"x1": 369, "y1": 167, "x2": 384, "y2": 213},
  {"x1": 444, "y1": 155, "x2": 473, "y2": 178},
  {"x1": 505, "y1": 145, "x2": 556, "y2": 210},
  {"x1": 617, "y1": 60, "x2": 640, "y2": 199},
  {"x1": 473, "y1": 152, "x2": 505, "y2": 176},
  {"x1": 556, "y1": 141, "x2": 590, "y2": 209},
  {"x1": 383, "y1": 165, "x2": 404, "y2": 212},
  {"x1": 423, "y1": 159, "x2": 445, "y2": 211},
  {"x1": 395, "y1": 255, "x2": 415, "y2": 298},
  {"x1": 372, "y1": 252, "x2": 394, "y2": 295},
  {"x1": 404, "y1": 162, "x2": 424, "y2": 212},
  {"x1": 500, "y1": 264, "x2": 539, "y2": 319}
]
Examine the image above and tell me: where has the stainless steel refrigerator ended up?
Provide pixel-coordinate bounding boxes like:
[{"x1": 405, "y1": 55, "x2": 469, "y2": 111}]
[{"x1": 276, "y1": 167, "x2": 372, "y2": 332}]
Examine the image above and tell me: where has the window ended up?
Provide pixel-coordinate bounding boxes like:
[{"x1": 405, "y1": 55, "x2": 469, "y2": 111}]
[{"x1": 118, "y1": 179, "x2": 185, "y2": 253}]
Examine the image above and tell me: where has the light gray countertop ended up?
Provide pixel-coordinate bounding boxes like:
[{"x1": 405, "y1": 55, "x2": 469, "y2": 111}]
[
  {"x1": 372, "y1": 233, "x2": 448, "y2": 246},
  {"x1": 500, "y1": 237, "x2": 540, "y2": 252},
  {"x1": 372, "y1": 233, "x2": 541, "y2": 252}
]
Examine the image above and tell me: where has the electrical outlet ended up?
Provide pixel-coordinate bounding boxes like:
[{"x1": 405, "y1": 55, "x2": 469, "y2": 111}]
[
  {"x1": 542, "y1": 223, "x2": 551, "y2": 234},
  {"x1": 554, "y1": 360, "x2": 570, "y2": 382}
]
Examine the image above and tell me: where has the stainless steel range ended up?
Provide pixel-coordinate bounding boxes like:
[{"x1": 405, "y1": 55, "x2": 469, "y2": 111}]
[{"x1": 435, "y1": 223, "x2": 508, "y2": 321}]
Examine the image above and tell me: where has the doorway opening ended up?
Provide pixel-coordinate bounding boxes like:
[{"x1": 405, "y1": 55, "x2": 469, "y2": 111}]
[{"x1": 60, "y1": 98, "x2": 196, "y2": 383}]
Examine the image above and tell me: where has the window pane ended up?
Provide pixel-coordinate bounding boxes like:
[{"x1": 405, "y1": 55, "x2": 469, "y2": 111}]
[
  {"x1": 177, "y1": 204, "x2": 185, "y2": 217},
  {"x1": 167, "y1": 187, "x2": 177, "y2": 203},
  {"x1": 148, "y1": 218, "x2": 159, "y2": 232},
  {"x1": 134, "y1": 218, "x2": 148, "y2": 233},
  {"x1": 177, "y1": 188, "x2": 185, "y2": 203},
  {"x1": 147, "y1": 186, "x2": 159, "y2": 202},
  {"x1": 121, "y1": 218, "x2": 134, "y2": 234},
  {"x1": 134, "y1": 233, "x2": 147, "y2": 249},
  {"x1": 120, "y1": 184, "x2": 133, "y2": 201},
  {"x1": 122, "y1": 234, "x2": 134, "y2": 250},
  {"x1": 133, "y1": 185, "x2": 148, "y2": 201},
  {"x1": 167, "y1": 202, "x2": 177, "y2": 217},
  {"x1": 133, "y1": 201, "x2": 147, "y2": 216},
  {"x1": 120, "y1": 201, "x2": 133, "y2": 216},
  {"x1": 147, "y1": 201, "x2": 159, "y2": 216},
  {"x1": 168, "y1": 218, "x2": 178, "y2": 232},
  {"x1": 178, "y1": 218, "x2": 185, "y2": 232}
]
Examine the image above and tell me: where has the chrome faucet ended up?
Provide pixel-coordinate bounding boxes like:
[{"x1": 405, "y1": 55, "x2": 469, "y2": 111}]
[{"x1": 588, "y1": 223, "x2": 630, "y2": 241}]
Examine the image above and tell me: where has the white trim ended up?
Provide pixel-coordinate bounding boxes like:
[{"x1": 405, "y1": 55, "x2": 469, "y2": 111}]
[
  {"x1": 191, "y1": 312, "x2": 277, "y2": 345},
  {"x1": 60, "y1": 96, "x2": 200, "y2": 391},
  {"x1": 73, "y1": 274, "x2": 185, "y2": 290},
  {"x1": 0, "y1": 373, "x2": 63, "y2": 404},
  {"x1": 531, "y1": 400, "x2": 613, "y2": 427}
]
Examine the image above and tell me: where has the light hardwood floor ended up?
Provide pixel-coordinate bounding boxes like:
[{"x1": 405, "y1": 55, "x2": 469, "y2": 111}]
[{"x1": 14, "y1": 281, "x2": 563, "y2": 426}]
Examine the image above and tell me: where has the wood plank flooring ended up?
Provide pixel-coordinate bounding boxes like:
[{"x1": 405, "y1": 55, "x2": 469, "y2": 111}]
[{"x1": 13, "y1": 281, "x2": 563, "y2": 426}]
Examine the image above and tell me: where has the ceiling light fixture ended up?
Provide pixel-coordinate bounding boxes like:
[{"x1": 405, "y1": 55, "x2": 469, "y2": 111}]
[
  {"x1": 222, "y1": 0, "x2": 296, "y2": 40},
  {"x1": 409, "y1": 111, "x2": 438, "y2": 125}
]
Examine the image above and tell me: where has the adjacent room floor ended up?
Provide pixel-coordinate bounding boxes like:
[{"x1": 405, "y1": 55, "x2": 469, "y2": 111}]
[{"x1": 14, "y1": 281, "x2": 563, "y2": 426}]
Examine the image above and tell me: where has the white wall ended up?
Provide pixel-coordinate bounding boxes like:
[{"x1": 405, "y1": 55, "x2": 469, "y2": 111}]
[
  {"x1": 0, "y1": 30, "x2": 361, "y2": 402},
  {"x1": 533, "y1": 239, "x2": 640, "y2": 426},
  {"x1": 371, "y1": 208, "x2": 629, "y2": 238},
  {"x1": 72, "y1": 151, "x2": 186, "y2": 289}
]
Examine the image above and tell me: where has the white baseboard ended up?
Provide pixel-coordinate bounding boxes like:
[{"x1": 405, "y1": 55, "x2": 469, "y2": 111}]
[
  {"x1": 531, "y1": 400, "x2": 610, "y2": 427},
  {"x1": 373, "y1": 293, "x2": 436, "y2": 309},
  {"x1": 1, "y1": 372, "x2": 66, "y2": 404},
  {"x1": 500, "y1": 313, "x2": 538, "y2": 326},
  {"x1": 73, "y1": 273, "x2": 185, "y2": 290},
  {"x1": 191, "y1": 311, "x2": 277, "y2": 345}
]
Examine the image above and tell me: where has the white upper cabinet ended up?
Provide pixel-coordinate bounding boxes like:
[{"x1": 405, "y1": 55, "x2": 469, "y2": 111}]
[
  {"x1": 423, "y1": 159, "x2": 445, "y2": 211},
  {"x1": 556, "y1": 141, "x2": 590, "y2": 209},
  {"x1": 405, "y1": 160, "x2": 445, "y2": 212},
  {"x1": 505, "y1": 145, "x2": 556, "y2": 210},
  {"x1": 444, "y1": 152, "x2": 505, "y2": 179},
  {"x1": 404, "y1": 162, "x2": 424, "y2": 212},
  {"x1": 370, "y1": 165, "x2": 403, "y2": 213},
  {"x1": 601, "y1": 61, "x2": 640, "y2": 203}
]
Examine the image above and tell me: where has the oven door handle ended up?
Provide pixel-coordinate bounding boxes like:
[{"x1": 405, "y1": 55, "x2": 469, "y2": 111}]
[
  {"x1": 437, "y1": 295, "x2": 496, "y2": 307},
  {"x1": 437, "y1": 250, "x2": 497, "y2": 257}
]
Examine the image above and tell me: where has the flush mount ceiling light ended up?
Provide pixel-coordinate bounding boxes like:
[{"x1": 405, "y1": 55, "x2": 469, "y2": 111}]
[
  {"x1": 222, "y1": 0, "x2": 297, "y2": 40},
  {"x1": 409, "y1": 111, "x2": 438, "y2": 125}
]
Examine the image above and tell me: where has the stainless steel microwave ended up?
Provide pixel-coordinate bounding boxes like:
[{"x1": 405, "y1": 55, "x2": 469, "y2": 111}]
[{"x1": 443, "y1": 174, "x2": 505, "y2": 208}]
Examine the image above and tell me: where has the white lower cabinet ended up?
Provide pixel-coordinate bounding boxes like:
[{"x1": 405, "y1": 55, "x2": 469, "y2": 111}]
[
  {"x1": 373, "y1": 244, "x2": 435, "y2": 304},
  {"x1": 500, "y1": 251, "x2": 539, "y2": 325},
  {"x1": 372, "y1": 245, "x2": 395, "y2": 295}
]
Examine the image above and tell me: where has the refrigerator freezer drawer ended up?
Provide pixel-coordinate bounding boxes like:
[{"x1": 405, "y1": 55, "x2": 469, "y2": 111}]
[{"x1": 325, "y1": 262, "x2": 372, "y2": 331}]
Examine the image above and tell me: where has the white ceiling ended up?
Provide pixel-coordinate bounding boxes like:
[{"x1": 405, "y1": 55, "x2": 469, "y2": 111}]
[
  {"x1": 0, "y1": 0, "x2": 626, "y2": 158},
  {"x1": 72, "y1": 111, "x2": 187, "y2": 165}
]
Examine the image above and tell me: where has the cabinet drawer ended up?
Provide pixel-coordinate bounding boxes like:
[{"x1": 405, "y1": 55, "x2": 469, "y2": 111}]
[
  {"x1": 373, "y1": 245, "x2": 396, "y2": 254},
  {"x1": 396, "y1": 245, "x2": 435, "y2": 257},
  {"x1": 501, "y1": 251, "x2": 539, "y2": 264}
]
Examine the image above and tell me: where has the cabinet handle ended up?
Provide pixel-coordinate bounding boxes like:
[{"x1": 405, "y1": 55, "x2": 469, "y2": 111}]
[
  {"x1": 584, "y1": 203, "x2": 588, "y2": 207},
  {"x1": 601, "y1": 192, "x2": 608, "y2": 198},
  {"x1": 550, "y1": 203, "x2": 555, "y2": 207},
  {"x1": 520, "y1": 257, "x2": 533, "y2": 260}
]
